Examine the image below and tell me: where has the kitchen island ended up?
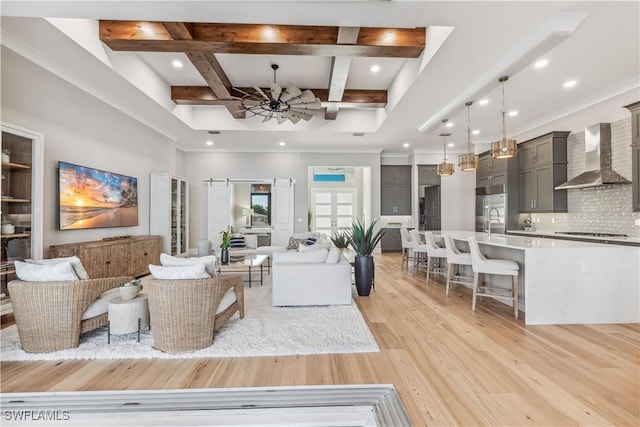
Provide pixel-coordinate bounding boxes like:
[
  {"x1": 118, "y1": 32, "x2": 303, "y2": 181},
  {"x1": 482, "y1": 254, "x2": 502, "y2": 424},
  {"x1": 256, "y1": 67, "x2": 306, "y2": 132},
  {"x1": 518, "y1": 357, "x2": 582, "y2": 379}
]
[{"x1": 436, "y1": 231, "x2": 639, "y2": 325}]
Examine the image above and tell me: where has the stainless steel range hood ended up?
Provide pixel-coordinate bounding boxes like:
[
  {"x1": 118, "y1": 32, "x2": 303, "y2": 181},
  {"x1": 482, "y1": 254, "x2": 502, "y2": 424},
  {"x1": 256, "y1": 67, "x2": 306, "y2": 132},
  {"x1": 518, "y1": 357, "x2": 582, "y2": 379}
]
[{"x1": 555, "y1": 123, "x2": 631, "y2": 190}]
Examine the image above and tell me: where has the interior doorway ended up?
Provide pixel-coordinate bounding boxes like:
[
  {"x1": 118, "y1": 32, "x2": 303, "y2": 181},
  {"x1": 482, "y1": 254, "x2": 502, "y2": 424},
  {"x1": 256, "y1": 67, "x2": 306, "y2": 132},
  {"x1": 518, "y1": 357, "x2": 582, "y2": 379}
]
[{"x1": 311, "y1": 189, "x2": 357, "y2": 237}]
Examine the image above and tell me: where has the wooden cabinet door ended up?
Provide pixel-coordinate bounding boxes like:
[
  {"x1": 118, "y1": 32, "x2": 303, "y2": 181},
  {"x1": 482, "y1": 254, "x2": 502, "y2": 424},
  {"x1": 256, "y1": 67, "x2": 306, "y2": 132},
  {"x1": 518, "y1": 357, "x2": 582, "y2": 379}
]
[
  {"x1": 130, "y1": 238, "x2": 160, "y2": 278},
  {"x1": 394, "y1": 184, "x2": 412, "y2": 215},
  {"x1": 518, "y1": 169, "x2": 534, "y2": 212},
  {"x1": 393, "y1": 166, "x2": 411, "y2": 185},
  {"x1": 633, "y1": 144, "x2": 640, "y2": 211},
  {"x1": 381, "y1": 184, "x2": 396, "y2": 215},
  {"x1": 533, "y1": 165, "x2": 554, "y2": 211}
]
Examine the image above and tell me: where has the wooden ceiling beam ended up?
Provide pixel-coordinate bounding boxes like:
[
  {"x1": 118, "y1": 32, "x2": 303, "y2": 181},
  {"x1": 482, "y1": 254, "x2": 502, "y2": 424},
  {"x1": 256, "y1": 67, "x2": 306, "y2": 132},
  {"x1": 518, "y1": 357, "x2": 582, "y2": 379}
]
[
  {"x1": 162, "y1": 22, "x2": 244, "y2": 118},
  {"x1": 99, "y1": 21, "x2": 425, "y2": 58},
  {"x1": 326, "y1": 27, "x2": 360, "y2": 120},
  {"x1": 172, "y1": 87, "x2": 387, "y2": 108}
]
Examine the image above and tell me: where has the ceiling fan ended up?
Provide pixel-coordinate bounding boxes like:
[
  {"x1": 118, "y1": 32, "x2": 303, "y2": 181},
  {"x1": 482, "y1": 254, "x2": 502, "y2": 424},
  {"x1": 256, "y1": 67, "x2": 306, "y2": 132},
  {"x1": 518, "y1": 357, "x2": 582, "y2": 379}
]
[{"x1": 233, "y1": 64, "x2": 322, "y2": 124}]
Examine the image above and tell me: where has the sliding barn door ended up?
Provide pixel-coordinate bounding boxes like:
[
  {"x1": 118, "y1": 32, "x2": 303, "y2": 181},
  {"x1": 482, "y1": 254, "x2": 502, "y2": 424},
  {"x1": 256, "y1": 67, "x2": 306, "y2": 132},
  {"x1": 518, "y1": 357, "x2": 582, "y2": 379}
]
[
  {"x1": 271, "y1": 179, "x2": 294, "y2": 246},
  {"x1": 207, "y1": 182, "x2": 231, "y2": 248}
]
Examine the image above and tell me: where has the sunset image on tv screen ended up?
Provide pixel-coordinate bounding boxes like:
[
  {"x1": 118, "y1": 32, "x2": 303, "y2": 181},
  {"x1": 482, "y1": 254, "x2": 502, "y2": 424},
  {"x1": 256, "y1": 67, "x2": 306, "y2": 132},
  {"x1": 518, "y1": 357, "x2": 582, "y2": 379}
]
[{"x1": 58, "y1": 162, "x2": 138, "y2": 230}]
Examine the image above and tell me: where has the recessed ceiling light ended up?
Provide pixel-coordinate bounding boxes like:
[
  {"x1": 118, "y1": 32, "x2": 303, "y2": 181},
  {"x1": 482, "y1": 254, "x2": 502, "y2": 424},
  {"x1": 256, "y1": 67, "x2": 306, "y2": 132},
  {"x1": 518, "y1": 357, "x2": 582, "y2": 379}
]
[
  {"x1": 508, "y1": 110, "x2": 518, "y2": 117},
  {"x1": 279, "y1": 141, "x2": 286, "y2": 147},
  {"x1": 172, "y1": 60, "x2": 183, "y2": 68},
  {"x1": 478, "y1": 99, "x2": 489, "y2": 106},
  {"x1": 205, "y1": 140, "x2": 214, "y2": 146},
  {"x1": 403, "y1": 143, "x2": 410, "y2": 148},
  {"x1": 534, "y1": 59, "x2": 548, "y2": 68},
  {"x1": 383, "y1": 31, "x2": 395, "y2": 44},
  {"x1": 447, "y1": 143, "x2": 455, "y2": 148},
  {"x1": 370, "y1": 65, "x2": 380, "y2": 73},
  {"x1": 263, "y1": 26, "x2": 276, "y2": 40},
  {"x1": 140, "y1": 24, "x2": 155, "y2": 36},
  {"x1": 445, "y1": 122, "x2": 453, "y2": 128},
  {"x1": 563, "y1": 80, "x2": 577, "y2": 88},
  {"x1": 472, "y1": 130, "x2": 480, "y2": 135}
]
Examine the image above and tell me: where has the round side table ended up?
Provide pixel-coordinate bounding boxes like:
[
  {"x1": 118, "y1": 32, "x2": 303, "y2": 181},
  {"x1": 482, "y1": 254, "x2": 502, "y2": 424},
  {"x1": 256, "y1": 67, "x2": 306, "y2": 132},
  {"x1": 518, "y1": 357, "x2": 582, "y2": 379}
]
[{"x1": 108, "y1": 294, "x2": 150, "y2": 343}]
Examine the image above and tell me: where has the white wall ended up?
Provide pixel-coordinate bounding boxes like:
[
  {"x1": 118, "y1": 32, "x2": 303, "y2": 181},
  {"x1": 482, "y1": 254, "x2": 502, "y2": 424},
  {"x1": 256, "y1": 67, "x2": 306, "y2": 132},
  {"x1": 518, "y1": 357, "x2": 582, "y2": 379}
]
[
  {"x1": 183, "y1": 152, "x2": 381, "y2": 247},
  {"x1": 1, "y1": 47, "x2": 177, "y2": 251},
  {"x1": 413, "y1": 153, "x2": 476, "y2": 231}
]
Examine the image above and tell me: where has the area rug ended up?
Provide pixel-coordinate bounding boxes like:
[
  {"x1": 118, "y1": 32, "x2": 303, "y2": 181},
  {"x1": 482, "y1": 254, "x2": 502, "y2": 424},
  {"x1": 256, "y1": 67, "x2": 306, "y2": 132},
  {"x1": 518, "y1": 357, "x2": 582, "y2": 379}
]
[{"x1": 0, "y1": 280, "x2": 379, "y2": 361}]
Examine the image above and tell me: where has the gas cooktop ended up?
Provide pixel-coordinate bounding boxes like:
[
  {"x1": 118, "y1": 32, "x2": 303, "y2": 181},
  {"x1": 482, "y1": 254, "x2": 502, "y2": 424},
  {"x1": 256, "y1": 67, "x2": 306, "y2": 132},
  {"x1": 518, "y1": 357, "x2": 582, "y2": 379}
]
[{"x1": 556, "y1": 231, "x2": 628, "y2": 238}]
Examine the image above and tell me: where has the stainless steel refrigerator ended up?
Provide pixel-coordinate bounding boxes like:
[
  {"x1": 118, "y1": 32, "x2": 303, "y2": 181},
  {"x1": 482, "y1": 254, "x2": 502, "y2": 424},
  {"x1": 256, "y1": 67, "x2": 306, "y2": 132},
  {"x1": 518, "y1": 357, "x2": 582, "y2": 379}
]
[{"x1": 475, "y1": 184, "x2": 517, "y2": 233}]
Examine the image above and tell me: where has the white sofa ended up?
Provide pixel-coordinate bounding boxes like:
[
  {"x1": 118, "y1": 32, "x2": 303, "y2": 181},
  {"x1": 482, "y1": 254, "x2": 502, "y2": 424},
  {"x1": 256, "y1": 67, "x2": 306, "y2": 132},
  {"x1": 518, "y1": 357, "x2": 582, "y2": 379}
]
[{"x1": 272, "y1": 247, "x2": 352, "y2": 306}]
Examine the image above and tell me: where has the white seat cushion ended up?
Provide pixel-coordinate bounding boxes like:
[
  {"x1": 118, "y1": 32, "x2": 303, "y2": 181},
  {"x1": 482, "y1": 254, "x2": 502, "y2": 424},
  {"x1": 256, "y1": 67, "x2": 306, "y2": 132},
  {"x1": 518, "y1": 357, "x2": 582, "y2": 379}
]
[
  {"x1": 160, "y1": 253, "x2": 216, "y2": 276},
  {"x1": 14, "y1": 260, "x2": 79, "y2": 282},
  {"x1": 25, "y1": 256, "x2": 89, "y2": 280},
  {"x1": 273, "y1": 248, "x2": 329, "y2": 264},
  {"x1": 82, "y1": 288, "x2": 120, "y2": 320},
  {"x1": 149, "y1": 263, "x2": 211, "y2": 280},
  {"x1": 482, "y1": 258, "x2": 519, "y2": 275},
  {"x1": 215, "y1": 288, "x2": 237, "y2": 315}
]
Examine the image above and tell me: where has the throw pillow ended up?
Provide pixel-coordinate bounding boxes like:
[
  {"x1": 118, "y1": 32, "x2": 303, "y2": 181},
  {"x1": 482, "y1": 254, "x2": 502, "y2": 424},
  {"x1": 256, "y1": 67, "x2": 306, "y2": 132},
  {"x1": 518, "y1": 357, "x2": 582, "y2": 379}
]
[
  {"x1": 14, "y1": 260, "x2": 79, "y2": 282},
  {"x1": 286, "y1": 237, "x2": 306, "y2": 250},
  {"x1": 149, "y1": 263, "x2": 211, "y2": 280},
  {"x1": 82, "y1": 288, "x2": 120, "y2": 320},
  {"x1": 305, "y1": 237, "x2": 317, "y2": 246},
  {"x1": 326, "y1": 248, "x2": 342, "y2": 264},
  {"x1": 243, "y1": 234, "x2": 258, "y2": 249},
  {"x1": 25, "y1": 256, "x2": 90, "y2": 280},
  {"x1": 216, "y1": 288, "x2": 237, "y2": 315},
  {"x1": 229, "y1": 236, "x2": 246, "y2": 249},
  {"x1": 160, "y1": 253, "x2": 216, "y2": 276}
]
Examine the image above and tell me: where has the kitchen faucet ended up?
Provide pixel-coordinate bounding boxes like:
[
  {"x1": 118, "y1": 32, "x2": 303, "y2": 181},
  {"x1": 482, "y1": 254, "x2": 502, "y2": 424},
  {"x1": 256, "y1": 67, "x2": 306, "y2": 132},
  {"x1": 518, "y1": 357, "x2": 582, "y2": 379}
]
[{"x1": 486, "y1": 208, "x2": 501, "y2": 238}]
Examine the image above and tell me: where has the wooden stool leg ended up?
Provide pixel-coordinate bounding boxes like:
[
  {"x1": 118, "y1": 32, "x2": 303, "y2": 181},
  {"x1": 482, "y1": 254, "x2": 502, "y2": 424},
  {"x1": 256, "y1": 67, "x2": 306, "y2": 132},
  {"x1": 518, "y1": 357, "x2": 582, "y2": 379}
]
[
  {"x1": 513, "y1": 275, "x2": 519, "y2": 319},
  {"x1": 401, "y1": 248, "x2": 406, "y2": 270},
  {"x1": 472, "y1": 272, "x2": 481, "y2": 312},
  {"x1": 446, "y1": 263, "x2": 454, "y2": 296}
]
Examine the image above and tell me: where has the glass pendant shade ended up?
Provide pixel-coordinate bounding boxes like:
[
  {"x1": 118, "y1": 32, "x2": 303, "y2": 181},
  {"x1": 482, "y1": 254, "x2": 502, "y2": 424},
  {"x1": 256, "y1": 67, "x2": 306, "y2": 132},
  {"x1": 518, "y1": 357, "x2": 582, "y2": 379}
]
[
  {"x1": 437, "y1": 119, "x2": 454, "y2": 177},
  {"x1": 458, "y1": 152, "x2": 479, "y2": 170},
  {"x1": 491, "y1": 76, "x2": 517, "y2": 159},
  {"x1": 491, "y1": 137, "x2": 517, "y2": 159},
  {"x1": 459, "y1": 101, "x2": 478, "y2": 171},
  {"x1": 437, "y1": 162, "x2": 454, "y2": 176}
]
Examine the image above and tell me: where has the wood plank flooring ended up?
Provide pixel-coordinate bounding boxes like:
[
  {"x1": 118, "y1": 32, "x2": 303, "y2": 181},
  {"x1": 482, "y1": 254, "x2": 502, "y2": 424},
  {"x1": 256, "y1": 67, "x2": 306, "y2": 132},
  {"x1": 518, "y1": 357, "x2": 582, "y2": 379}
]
[{"x1": 1, "y1": 253, "x2": 638, "y2": 426}]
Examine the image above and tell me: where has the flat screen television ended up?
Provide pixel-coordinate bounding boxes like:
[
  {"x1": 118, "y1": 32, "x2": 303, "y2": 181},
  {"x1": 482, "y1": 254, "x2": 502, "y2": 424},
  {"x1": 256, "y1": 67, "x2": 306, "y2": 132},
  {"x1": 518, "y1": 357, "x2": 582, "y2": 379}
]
[{"x1": 58, "y1": 161, "x2": 138, "y2": 230}]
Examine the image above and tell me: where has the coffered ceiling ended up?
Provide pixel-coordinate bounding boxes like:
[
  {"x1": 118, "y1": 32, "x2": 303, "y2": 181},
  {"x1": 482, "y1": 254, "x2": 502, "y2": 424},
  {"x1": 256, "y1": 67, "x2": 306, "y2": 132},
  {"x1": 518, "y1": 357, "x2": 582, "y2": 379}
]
[{"x1": 1, "y1": 1, "x2": 638, "y2": 154}]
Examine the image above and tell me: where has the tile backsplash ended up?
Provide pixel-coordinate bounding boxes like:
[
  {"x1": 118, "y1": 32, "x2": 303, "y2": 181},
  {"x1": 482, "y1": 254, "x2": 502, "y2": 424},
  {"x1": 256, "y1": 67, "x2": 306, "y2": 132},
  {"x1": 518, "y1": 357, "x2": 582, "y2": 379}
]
[{"x1": 520, "y1": 117, "x2": 640, "y2": 238}]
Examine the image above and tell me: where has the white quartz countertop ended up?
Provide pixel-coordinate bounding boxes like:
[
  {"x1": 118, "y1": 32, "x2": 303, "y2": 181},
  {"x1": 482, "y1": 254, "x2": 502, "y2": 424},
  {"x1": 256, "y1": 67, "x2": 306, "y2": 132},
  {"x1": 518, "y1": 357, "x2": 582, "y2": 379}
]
[
  {"x1": 506, "y1": 230, "x2": 640, "y2": 246},
  {"x1": 434, "y1": 230, "x2": 623, "y2": 250}
]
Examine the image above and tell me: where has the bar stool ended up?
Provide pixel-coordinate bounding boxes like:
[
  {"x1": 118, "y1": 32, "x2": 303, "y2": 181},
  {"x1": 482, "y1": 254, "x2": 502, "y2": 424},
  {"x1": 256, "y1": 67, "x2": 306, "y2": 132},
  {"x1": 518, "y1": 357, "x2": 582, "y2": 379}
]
[
  {"x1": 424, "y1": 231, "x2": 447, "y2": 284},
  {"x1": 400, "y1": 228, "x2": 413, "y2": 271},
  {"x1": 468, "y1": 237, "x2": 519, "y2": 319},
  {"x1": 443, "y1": 234, "x2": 473, "y2": 296},
  {"x1": 409, "y1": 229, "x2": 429, "y2": 275}
]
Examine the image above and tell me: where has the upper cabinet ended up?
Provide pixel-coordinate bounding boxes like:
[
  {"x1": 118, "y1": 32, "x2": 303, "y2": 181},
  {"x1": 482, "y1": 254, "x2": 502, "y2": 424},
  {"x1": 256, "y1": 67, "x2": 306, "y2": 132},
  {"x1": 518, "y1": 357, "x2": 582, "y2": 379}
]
[
  {"x1": 624, "y1": 102, "x2": 640, "y2": 212},
  {"x1": 476, "y1": 152, "x2": 516, "y2": 188},
  {"x1": 150, "y1": 173, "x2": 189, "y2": 256},
  {"x1": 418, "y1": 165, "x2": 440, "y2": 186},
  {"x1": 517, "y1": 131, "x2": 570, "y2": 213},
  {"x1": 381, "y1": 165, "x2": 412, "y2": 215}
]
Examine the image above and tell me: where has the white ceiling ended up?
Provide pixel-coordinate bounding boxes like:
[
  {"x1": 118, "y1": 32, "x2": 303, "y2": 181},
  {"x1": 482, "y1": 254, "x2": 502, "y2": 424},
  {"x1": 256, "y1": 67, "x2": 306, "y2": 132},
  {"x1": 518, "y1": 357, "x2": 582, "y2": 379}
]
[{"x1": 1, "y1": 1, "x2": 639, "y2": 155}]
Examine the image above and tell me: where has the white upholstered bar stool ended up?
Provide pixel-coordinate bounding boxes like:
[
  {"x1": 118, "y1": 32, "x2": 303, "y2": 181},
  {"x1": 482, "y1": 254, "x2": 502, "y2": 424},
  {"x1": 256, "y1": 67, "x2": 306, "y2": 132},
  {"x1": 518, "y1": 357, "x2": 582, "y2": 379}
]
[
  {"x1": 409, "y1": 229, "x2": 429, "y2": 275},
  {"x1": 424, "y1": 231, "x2": 447, "y2": 284},
  {"x1": 400, "y1": 228, "x2": 413, "y2": 271},
  {"x1": 468, "y1": 237, "x2": 519, "y2": 319},
  {"x1": 443, "y1": 234, "x2": 473, "y2": 297}
]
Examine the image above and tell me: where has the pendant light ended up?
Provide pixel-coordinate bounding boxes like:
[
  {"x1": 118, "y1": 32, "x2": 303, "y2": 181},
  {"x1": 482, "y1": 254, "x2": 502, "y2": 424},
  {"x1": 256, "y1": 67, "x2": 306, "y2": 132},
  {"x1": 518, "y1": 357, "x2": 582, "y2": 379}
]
[
  {"x1": 458, "y1": 101, "x2": 479, "y2": 171},
  {"x1": 437, "y1": 119, "x2": 454, "y2": 176},
  {"x1": 491, "y1": 76, "x2": 517, "y2": 159}
]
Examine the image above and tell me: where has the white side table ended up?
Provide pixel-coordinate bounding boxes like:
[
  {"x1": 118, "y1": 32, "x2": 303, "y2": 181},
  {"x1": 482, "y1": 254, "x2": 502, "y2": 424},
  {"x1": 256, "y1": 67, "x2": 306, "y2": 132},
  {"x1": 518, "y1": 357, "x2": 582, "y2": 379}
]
[{"x1": 108, "y1": 294, "x2": 150, "y2": 343}]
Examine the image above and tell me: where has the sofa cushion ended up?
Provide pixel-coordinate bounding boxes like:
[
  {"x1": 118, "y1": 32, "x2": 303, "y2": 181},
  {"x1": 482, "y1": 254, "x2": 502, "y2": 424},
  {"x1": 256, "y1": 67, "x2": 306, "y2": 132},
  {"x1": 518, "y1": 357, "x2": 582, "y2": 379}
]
[
  {"x1": 216, "y1": 288, "x2": 237, "y2": 315},
  {"x1": 82, "y1": 288, "x2": 120, "y2": 320},
  {"x1": 298, "y1": 239, "x2": 331, "y2": 252},
  {"x1": 160, "y1": 253, "x2": 216, "y2": 276},
  {"x1": 286, "y1": 237, "x2": 306, "y2": 250},
  {"x1": 14, "y1": 260, "x2": 79, "y2": 282},
  {"x1": 273, "y1": 248, "x2": 328, "y2": 264},
  {"x1": 326, "y1": 248, "x2": 342, "y2": 264},
  {"x1": 149, "y1": 263, "x2": 211, "y2": 280},
  {"x1": 25, "y1": 256, "x2": 89, "y2": 280},
  {"x1": 244, "y1": 234, "x2": 258, "y2": 249}
]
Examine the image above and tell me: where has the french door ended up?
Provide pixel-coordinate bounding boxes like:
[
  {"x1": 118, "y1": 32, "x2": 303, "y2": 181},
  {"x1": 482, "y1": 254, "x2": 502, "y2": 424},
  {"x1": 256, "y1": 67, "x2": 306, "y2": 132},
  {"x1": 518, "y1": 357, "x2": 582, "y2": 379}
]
[{"x1": 312, "y1": 189, "x2": 357, "y2": 237}]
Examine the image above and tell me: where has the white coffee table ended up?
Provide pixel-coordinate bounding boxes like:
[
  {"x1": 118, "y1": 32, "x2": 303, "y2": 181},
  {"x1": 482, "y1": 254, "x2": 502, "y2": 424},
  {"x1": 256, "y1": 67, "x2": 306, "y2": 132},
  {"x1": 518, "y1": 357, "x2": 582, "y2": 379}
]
[
  {"x1": 108, "y1": 294, "x2": 150, "y2": 343},
  {"x1": 217, "y1": 254, "x2": 268, "y2": 288}
]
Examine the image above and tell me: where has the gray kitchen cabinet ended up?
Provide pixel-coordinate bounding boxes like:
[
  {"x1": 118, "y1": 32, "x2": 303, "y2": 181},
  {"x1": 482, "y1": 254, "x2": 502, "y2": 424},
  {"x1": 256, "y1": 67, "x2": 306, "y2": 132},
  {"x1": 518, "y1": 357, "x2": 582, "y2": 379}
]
[
  {"x1": 380, "y1": 227, "x2": 402, "y2": 252},
  {"x1": 381, "y1": 165, "x2": 412, "y2": 215},
  {"x1": 624, "y1": 101, "x2": 640, "y2": 211},
  {"x1": 476, "y1": 152, "x2": 513, "y2": 188},
  {"x1": 418, "y1": 165, "x2": 439, "y2": 185},
  {"x1": 518, "y1": 131, "x2": 569, "y2": 213}
]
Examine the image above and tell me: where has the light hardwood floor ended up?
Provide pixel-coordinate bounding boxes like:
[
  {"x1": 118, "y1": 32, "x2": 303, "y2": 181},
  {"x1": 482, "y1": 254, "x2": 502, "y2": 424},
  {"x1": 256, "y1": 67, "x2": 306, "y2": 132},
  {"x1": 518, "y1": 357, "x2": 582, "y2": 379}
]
[{"x1": 1, "y1": 253, "x2": 638, "y2": 426}]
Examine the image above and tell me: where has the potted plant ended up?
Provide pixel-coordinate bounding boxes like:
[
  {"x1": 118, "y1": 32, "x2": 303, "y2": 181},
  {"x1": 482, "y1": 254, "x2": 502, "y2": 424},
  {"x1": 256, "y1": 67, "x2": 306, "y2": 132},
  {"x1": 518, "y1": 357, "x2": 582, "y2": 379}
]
[
  {"x1": 344, "y1": 218, "x2": 385, "y2": 296},
  {"x1": 1, "y1": 215, "x2": 14, "y2": 235},
  {"x1": 330, "y1": 230, "x2": 349, "y2": 251},
  {"x1": 219, "y1": 227, "x2": 234, "y2": 264},
  {"x1": 1, "y1": 148, "x2": 10, "y2": 163}
]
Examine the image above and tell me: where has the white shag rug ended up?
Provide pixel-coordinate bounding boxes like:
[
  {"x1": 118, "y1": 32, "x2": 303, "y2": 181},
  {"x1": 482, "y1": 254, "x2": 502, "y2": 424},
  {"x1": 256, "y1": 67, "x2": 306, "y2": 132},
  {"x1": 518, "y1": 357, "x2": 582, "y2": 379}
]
[{"x1": 1, "y1": 279, "x2": 379, "y2": 361}]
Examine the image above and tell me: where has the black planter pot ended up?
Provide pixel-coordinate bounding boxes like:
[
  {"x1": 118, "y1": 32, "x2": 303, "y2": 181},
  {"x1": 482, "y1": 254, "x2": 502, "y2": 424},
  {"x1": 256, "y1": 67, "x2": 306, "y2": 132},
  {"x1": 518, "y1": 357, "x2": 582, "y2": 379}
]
[
  {"x1": 220, "y1": 248, "x2": 229, "y2": 265},
  {"x1": 354, "y1": 255, "x2": 374, "y2": 296}
]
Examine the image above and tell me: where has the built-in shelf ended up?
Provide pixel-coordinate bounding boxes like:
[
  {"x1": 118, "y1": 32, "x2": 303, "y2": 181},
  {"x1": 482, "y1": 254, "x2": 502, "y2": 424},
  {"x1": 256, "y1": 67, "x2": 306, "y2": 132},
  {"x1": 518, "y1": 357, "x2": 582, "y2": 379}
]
[
  {"x1": 0, "y1": 269, "x2": 16, "y2": 276},
  {"x1": 1, "y1": 161, "x2": 31, "y2": 170},
  {"x1": 1, "y1": 198, "x2": 30, "y2": 203},
  {"x1": 1, "y1": 233, "x2": 30, "y2": 238}
]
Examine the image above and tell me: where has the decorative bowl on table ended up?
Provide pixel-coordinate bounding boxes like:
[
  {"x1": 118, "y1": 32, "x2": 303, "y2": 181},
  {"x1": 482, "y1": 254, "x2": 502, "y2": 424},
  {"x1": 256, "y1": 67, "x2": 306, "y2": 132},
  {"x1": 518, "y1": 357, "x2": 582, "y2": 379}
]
[{"x1": 120, "y1": 279, "x2": 142, "y2": 300}]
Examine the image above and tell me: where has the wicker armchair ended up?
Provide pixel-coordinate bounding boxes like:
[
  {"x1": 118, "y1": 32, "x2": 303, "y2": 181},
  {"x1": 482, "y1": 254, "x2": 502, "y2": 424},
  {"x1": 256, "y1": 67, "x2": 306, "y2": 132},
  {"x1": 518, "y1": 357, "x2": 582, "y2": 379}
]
[
  {"x1": 148, "y1": 274, "x2": 244, "y2": 353},
  {"x1": 8, "y1": 276, "x2": 133, "y2": 353}
]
